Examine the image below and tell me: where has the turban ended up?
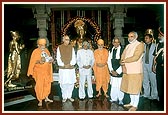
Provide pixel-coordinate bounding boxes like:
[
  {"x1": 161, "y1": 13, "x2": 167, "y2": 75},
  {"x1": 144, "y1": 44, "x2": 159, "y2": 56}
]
[
  {"x1": 145, "y1": 29, "x2": 154, "y2": 36},
  {"x1": 158, "y1": 26, "x2": 164, "y2": 36},
  {"x1": 97, "y1": 39, "x2": 104, "y2": 45},
  {"x1": 38, "y1": 38, "x2": 47, "y2": 45}
]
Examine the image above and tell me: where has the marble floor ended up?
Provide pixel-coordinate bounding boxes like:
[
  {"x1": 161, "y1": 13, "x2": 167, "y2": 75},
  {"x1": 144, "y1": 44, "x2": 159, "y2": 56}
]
[{"x1": 3, "y1": 81, "x2": 165, "y2": 113}]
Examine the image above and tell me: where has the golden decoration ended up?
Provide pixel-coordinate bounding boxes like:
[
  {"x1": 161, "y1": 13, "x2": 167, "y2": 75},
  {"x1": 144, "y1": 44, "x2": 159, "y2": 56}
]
[
  {"x1": 74, "y1": 19, "x2": 85, "y2": 28},
  {"x1": 61, "y1": 16, "x2": 101, "y2": 42}
]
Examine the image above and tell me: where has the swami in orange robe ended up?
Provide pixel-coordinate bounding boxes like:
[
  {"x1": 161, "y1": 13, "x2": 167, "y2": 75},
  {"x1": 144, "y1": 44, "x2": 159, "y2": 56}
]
[
  {"x1": 93, "y1": 39, "x2": 110, "y2": 97},
  {"x1": 27, "y1": 38, "x2": 53, "y2": 106}
]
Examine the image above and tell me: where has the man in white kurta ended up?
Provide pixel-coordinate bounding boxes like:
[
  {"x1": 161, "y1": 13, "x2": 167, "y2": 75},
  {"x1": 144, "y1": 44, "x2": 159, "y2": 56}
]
[
  {"x1": 56, "y1": 35, "x2": 76, "y2": 102},
  {"x1": 120, "y1": 31, "x2": 144, "y2": 111},
  {"x1": 77, "y1": 41, "x2": 94, "y2": 100},
  {"x1": 107, "y1": 37, "x2": 124, "y2": 105}
]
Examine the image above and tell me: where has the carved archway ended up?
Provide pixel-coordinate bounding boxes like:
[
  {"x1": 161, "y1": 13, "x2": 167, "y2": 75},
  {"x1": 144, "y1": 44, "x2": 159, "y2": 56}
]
[{"x1": 61, "y1": 16, "x2": 101, "y2": 42}]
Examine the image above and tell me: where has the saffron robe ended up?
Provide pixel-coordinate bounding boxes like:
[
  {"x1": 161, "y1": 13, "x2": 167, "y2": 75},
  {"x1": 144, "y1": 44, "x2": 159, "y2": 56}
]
[
  {"x1": 27, "y1": 48, "x2": 53, "y2": 101},
  {"x1": 93, "y1": 48, "x2": 110, "y2": 93}
]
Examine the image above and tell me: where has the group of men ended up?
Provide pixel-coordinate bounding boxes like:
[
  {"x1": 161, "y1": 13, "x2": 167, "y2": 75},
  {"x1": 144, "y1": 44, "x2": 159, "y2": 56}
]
[{"x1": 27, "y1": 28, "x2": 164, "y2": 111}]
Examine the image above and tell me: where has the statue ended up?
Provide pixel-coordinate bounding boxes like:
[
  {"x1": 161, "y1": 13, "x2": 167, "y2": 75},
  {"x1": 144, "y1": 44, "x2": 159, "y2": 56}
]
[
  {"x1": 5, "y1": 31, "x2": 25, "y2": 88},
  {"x1": 74, "y1": 19, "x2": 86, "y2": 40},
  {"x1": 74, "y1": 19, "x2": 86, "y2": 50}
]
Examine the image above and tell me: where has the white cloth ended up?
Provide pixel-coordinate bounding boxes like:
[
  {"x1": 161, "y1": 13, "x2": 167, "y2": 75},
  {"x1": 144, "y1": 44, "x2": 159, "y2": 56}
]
[
  {"x1": 56, "y1": 47, "x2": 76, "y2": 84},
  {"x1": 79, "y1": 75, "x2": 93, "y2": 99},
  {"x1": 60, "y1": 83, "x2": 74, "y2": 99},
  {"x1": 77, "y1": 49, "x2": 94, "y2": 76},
  {"x1": 107, "y1": 45, "x2": 124, "y2": 101},
  {"x1": 110, "y1": 77, "x2": 124, "y2": 101},
  {"x1": 56, "y1": 46, "x2": 76, "y2": 100},
  {"x1": 77, "y1": 49, "x2": 94, "y2": 99},
  {"x1": 130, "y1": 93, "x2": 140, "y2": 107},
  {"x1": 107, "y1": 46, "x2": 122, "y2": 74},
  {"x1": 111, "y1": 46, "x2": 121, "y2": 59},
  {"x1": 41, "y1": 50, "x2": 53, "y2": 62}
]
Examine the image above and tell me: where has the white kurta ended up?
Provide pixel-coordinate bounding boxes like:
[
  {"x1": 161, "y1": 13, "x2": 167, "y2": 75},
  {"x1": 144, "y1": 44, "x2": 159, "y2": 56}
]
[
  {"x1": 56, "y1": 47, "x2": 76, "y2": 84},
  {"x1": 56, "y1": 47, "x2": 76, "y2": 99},
  {"x1": 107, "y1": 46, "x2": 124, "y2": 102},
  {"x1": 77, "y1": 49, "x2": 94, "y2": 99}
]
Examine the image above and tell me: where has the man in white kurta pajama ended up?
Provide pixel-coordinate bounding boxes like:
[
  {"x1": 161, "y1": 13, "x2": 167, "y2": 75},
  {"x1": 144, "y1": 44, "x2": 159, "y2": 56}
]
[
  {"x1": 120, "y1": 31, "x2": 144, "y2": 111},
  {"x1": 77, "y1": 41, "x2": 94, "y2": 100},
  {"x1": 107, "y1": 37, "x2": 124, "y2": 105},
  {"x1": 56, "y1": 35, "x2": 76, "y2": 103}
]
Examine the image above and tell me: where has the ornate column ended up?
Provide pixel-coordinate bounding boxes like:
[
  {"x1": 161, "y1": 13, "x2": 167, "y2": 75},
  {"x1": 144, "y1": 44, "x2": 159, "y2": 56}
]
[
  {"x1": 32, "y1": 5, "x2": 51, "y2": 46},
  {"x1": 91, "y1": 10, "x2": 95, "y2": 20},
  {"x1": 61, "y1": 10, "x2": 65, "y2": 28},
  {"x1": 51, "y1": 10, "x2": 56, "y2": 49},
  {"x1": 77, "y1": 10, "x2": 80, "y2": 16},
  {"x1": 81, "y1": 10, "x2": 85, "y2": 17},
  {"x1": 107, "y1": 10, "x2": 111, "y2": 46},
  {"x1": 110, "y1": 5, "x2": 127, "y2": 46},
  {"x1": 98, "y1": 10, "x2": 101, "y2": 31},
  {"x1": 67, "y1": 10, "x2": 71, "y2": 21}
]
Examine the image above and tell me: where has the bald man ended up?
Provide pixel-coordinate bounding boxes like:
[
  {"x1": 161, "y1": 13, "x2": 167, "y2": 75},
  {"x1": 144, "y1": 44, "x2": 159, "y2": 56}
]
[
  {"x1": 93, "y1": 39, "x2": 110, "y2": 98},
  {"x1": 27, "y1": 38, "x2": 54, "y2": 107}
]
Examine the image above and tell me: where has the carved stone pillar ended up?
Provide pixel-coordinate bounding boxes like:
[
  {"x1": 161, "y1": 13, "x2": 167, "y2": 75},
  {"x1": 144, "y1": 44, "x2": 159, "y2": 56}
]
[
  {"x1": 61, "y1": 10, "x2": 64, "y2": 28},
  {"x1": 110, "y1": 5, "x2": 126, "y2": 46},
  {"x1": 33, "y1": 5, "x2": 51, "y2": 46}
]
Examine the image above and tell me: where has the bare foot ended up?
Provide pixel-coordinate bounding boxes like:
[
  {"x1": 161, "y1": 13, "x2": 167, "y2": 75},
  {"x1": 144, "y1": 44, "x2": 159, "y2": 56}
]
[
  {"x1": 38, "y1": 101, "x2": 42, "y2": 107},
  {"x1": 96, "y1": 92, "x2": 102, "y2": 97},
  {"x1": 104, "y1": 94, "x2": 109, "y2": 98}
]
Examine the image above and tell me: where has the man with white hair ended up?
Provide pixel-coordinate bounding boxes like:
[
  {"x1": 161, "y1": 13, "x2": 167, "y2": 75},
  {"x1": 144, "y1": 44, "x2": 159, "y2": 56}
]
[
  {"x1": 27, "y1": 38, "x2": 53, "y2": 107},
  {"x1": 77, "y1": 41, "x2": 95, "y2": 100},
  {"x1": 107, "y1": 37, "x2": 124, "y2": 105},
  {"x1": 56, "y1": 35, "x2": 76, "y2": 103},
  {"x1": 120, "y1": 31, "x2": 144, "y2": 111}
]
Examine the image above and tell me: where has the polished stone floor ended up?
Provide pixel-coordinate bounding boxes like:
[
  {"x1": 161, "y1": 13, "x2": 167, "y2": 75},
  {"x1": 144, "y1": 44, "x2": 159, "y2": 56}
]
[
  {"x1": 3, "y1": 81, "x2": 165, "y2": 112},
  {"x1": 4, "y1": 95, "x2": 165, "y2": 112}
]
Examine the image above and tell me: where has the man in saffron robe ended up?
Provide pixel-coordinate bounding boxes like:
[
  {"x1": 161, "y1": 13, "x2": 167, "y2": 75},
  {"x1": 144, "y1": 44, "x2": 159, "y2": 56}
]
[
  {"x1": 27, "y1": 38, "x2": 53, "y2": 107},
  {"x1": 93, "y1": 39, "x2": 110, "y2": 98},
  {"x1": 120, "y1": 31, "x2": 144, "y2": 111}
]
